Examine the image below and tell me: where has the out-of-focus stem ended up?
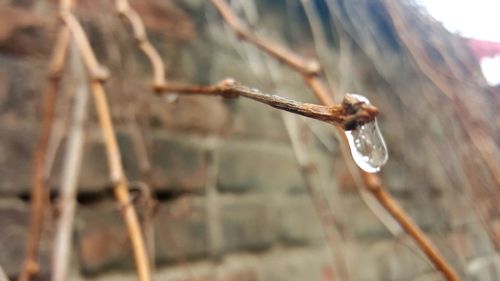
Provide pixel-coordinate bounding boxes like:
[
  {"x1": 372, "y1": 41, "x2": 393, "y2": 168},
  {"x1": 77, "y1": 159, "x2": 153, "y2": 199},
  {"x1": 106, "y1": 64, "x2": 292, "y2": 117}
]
[
  {"x1": 61, "y1": 11, "x2": 151, "y2": 281},
  {"x1": 18, "y1": 27, "x2": 71, "y2": 281},
  {"x1": 51, "y1": 42, "x2": 89, "y2": 281},
  {"x1": 115, "y1": 0, "x2": 166, "y2": 90}
]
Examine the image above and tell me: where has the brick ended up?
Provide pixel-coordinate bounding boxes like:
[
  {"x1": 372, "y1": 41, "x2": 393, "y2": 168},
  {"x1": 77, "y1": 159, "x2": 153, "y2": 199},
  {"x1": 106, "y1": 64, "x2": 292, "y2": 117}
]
[
  {"x1": 220, "y1": 195, "x2": 277, "y2": 253},
  {"x1": 411, "y1": 272, "x2": 444, "y2": 281},
  {"x1": 77, "y1": 196, "x2": 210, "y2": 275},
  {"x1": 0, "y1": 199, "x2": 52, "y2": 278},
  {"x1": 149, "y1": 133, "x2": 207, "y2": 191},
  {"x1": 0, "y1": 52, "x2": 47, "y2": 123},
  {"x1": 341, "y1": 194, "x2": 449, "y2": 240},
  {"x1": 354, "y1": 239, "x2": 432, "y2": 281},
  {"x1": 217, "y1": 141, "x2": 304, "y2": 193},
  {"x1": 256, "y1": 247, "x2": 330, "y2": 281},
  {"x1": 145, "y1": 95, "x2": 232, "y2": 134},
  {"x1": 154, "y1": 196, "x2": 209, "y2": 262},
  {"x1": 277, "y1": 196, "x2": 323, "y2": 245},
  {"x1": 50, "y1": 130, "x2": 140, "y2": 193},
  {"x1": 0, "y1": 6, "x2": 50, "y2": 56},
  {"x1": 0, "y1": 125, "x2": 35, "y2": 195},
  {"x1": 341, "y1": 195, "x2": 391, "y2": 239},
  {"x1": 228, "y1": 98, "x2": 289, "y2": 142},
  {"x1": 76, "y1": 201, "x2": 132, "y2": 275}
]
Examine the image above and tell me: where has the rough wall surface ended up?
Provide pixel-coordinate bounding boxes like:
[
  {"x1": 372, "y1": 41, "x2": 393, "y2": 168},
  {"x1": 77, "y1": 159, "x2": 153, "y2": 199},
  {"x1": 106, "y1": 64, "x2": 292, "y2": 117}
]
[{"x1": 0, "y1": 0, "x2": 498, "y2": 281}]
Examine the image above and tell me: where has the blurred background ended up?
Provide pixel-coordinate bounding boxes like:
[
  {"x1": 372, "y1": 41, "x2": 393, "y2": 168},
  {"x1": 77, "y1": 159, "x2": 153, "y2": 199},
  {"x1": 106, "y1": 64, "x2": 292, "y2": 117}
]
[{"x1": 0, "y1": 0, "x2": 498, "y2": 280}]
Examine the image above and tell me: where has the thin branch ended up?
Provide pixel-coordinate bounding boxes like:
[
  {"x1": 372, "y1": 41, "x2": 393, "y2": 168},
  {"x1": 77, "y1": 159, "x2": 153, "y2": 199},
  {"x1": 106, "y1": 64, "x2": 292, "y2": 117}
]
[
  {"x1": 61, "y1": 11, "x2": 151, "y2": 281},
  {"x1": 18, "y1": 27, "x2": 71, "y2": 281},
  {"x1": 210, "y1": 1, "x2": 460, "y2": 280},
  {"x1": 51, "y1": 41, "x2": 89, "y2": 281},
  {"x1": 156, "y1": 78, "x2": 378, "y2": 130},
  {"x1": 211, "y1": 0, "x2": 335, "y2": 104},
  {"x1": 211, "y1": 0, "x2": 319, "y2": 76},
  {"x1": 115, "y1": 0, "x2": 166, "y2": 91}
]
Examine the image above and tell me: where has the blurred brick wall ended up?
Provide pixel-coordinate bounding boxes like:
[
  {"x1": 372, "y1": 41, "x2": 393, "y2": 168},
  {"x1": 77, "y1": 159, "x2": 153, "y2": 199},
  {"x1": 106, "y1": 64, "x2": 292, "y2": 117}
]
[{"x1": 0, "y1": 1, "x2": 498, "y2": 281}]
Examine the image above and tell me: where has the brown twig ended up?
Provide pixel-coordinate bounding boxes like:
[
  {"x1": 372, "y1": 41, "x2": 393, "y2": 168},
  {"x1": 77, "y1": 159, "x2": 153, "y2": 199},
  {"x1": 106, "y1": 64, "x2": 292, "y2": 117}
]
[
  {"x1": 115, "y1": 0, "x2": 166, "y2": 91},
  {"x1": 211, "y1": 0, "x2": 319, "y2": 76},
  {"x1": 18, "y1": 26, "x2": 71, "y2": 281},
  {"x1": 60, "y1": 11, "x2": 151, "y2": 281},
  {"x1": 156, "y1": 78, "x2": 378, "y2": 130},
  {"x1": 210, "y1": 1, "x2": 460, "y2": 280}
]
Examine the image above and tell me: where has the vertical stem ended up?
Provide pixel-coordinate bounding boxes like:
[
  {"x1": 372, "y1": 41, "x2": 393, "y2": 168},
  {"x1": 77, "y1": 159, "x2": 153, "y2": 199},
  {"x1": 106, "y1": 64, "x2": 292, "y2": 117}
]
[
  {"x1": 18, "y1": 27, "x2": 71, "y2": 281},
  {"x1": 51, "y1": 41, "x2": 89, "y2": 281},
  {"x1": 89, "y1": 81, "x2": 151, "y2": 281}
]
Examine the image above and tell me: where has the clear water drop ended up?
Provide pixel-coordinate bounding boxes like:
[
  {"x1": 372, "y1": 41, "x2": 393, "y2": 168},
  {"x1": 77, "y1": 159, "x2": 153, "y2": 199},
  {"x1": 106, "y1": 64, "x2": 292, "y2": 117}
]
[{"x1": 344, "y1": 93, "x2": 388, "y2": 173}]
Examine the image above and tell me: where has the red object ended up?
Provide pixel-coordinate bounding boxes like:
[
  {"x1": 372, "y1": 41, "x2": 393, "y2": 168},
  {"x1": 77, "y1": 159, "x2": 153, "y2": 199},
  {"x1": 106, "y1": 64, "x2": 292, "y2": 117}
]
[{"x1": 467, "y1": 38, "x2": 500, "y2": 59}]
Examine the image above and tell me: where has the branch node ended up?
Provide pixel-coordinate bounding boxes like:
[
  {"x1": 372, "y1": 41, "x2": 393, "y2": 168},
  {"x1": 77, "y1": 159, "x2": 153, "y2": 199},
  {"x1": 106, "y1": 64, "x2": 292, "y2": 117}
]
[
  {"x1": 341, "y1": 95, "x2": 379, "y2": 130},
  {"x1": 305, "y1": 61, "x2": 321, "y2": 75},
  {"x1": 216, "y1": 78, "x2": 240, "y2": 99},
  {"x1": 90, "y1": 65, "x2": 110, "y2": 82}
]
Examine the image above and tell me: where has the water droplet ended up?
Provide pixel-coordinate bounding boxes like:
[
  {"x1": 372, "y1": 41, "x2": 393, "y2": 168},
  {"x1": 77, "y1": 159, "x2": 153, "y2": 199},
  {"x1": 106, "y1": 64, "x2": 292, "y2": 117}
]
[
  {"x1": 163, "y1": 94, "x2": 178, "y2": 103},
  {"x1": 344, "y1": 93, "x2": 388, "y2": 173}
]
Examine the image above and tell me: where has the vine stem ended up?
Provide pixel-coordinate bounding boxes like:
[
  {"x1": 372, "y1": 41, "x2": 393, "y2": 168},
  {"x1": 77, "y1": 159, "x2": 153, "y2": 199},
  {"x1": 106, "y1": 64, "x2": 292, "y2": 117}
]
[
  {"x1": 61, "y1": 11, "x2": 151, "y2": 281},
  {"x1": 18, "y1": 26, "x2": 71, "y2": 281},
  {"x1": 114, "y1": 0, "x2": 166, "y2": 91},
  {"x1": 209, "y1": 0, "x2": 460, "y2": 280},
  {"x1": 156, "y1": 78, "x2": 378, "y2": 130}
]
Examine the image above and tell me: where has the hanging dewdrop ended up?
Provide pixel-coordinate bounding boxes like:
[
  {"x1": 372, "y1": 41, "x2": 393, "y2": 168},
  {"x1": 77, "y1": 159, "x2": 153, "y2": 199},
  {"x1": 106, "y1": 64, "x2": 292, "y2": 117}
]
[{"x1": 343, "y1": 93, "x2": 388, "y2": 173}]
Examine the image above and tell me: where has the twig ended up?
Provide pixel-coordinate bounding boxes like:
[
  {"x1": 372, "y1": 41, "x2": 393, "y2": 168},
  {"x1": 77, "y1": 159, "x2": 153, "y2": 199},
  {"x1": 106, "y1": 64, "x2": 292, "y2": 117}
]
[
  {"x1": 156, "y1": 79, "x2": 378, "y2": 130},
  {"x1": 211, "y1": 0, "x2": 318, "y2": 76},
  {"x1": 114, "y1": 0, "x2": 166, "y2": 91},
  {"x1": 51, "y1": 41, "x2": 89, "y2": 281},
  {"x1": 18, "y1": 26, "x2": 71, "y2": 281},
  {"x1": 61, "y1": 11, "x2": 151, "y2": 281},
  {"x1": 211, "y1": 0, "x2": 334, "y2": 102},
  {"x1": 210, "y1": 1, "x2": 460, "y2": 280}
]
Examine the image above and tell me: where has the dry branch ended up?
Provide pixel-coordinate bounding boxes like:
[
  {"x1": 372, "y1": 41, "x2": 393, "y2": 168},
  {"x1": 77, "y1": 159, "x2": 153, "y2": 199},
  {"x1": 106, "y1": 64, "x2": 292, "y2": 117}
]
[
  {"x1": 18, "y1": 27, "x2": 71, "y2": 281},
  {"x1": 211, "y1": 0, "x2": 335, "y2": 103},
  {"x1": 210, "y1": 1, "x2": 460, "y2": 280},
  {"x1": 60, "y1": 11, "x2": 151, "y2": 281},
  {"x1": 51, "y1": 42, "x2": 89, "y2": 281},
  {"x1": 115, "y1": 0, "x2": 166, "y2": 90},
  {"x1": 156, "y1": 78, "x2": 378, "y2": 130}
]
